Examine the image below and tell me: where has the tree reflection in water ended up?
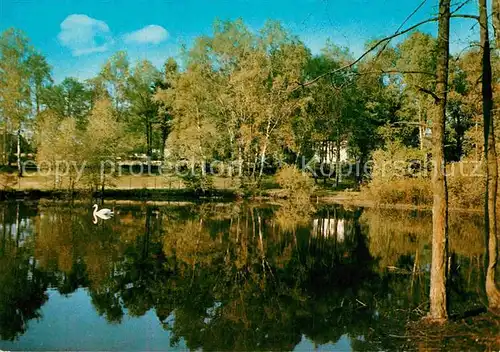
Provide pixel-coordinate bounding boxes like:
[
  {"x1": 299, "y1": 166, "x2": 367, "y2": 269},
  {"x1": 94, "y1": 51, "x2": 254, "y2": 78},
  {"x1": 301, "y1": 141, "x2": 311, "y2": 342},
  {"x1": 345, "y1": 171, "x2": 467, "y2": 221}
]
[{"x1": 0, "y1": 201, "x2": 497, "y2": 350}]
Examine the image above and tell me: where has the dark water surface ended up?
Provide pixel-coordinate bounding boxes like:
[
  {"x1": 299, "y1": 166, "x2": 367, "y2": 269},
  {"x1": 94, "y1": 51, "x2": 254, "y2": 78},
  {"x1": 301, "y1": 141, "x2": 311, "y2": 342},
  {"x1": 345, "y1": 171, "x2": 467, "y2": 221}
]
[{"x1": 0, "y1": 200, "x2": 497, "y2": 351}]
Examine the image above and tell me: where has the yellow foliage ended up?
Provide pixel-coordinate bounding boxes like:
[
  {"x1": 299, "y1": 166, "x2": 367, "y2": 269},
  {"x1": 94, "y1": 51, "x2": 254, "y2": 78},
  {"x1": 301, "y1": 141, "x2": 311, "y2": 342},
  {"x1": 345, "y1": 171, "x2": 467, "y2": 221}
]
[{"x1": 275, "y1": 164, "x2": 314, "y2": 201}]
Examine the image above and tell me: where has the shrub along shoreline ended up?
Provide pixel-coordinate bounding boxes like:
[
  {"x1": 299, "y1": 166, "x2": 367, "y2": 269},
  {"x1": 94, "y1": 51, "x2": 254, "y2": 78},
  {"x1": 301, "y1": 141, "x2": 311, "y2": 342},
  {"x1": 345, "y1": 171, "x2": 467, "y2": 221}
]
[{"x1": 0, "y1": 186, "x2": 486, "y2": 214}]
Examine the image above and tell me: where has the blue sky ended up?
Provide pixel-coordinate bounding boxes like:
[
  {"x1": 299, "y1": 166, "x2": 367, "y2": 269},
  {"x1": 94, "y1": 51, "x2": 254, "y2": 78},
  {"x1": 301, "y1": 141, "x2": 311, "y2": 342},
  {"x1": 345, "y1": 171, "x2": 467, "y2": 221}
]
[{"x1": 0, "y1": 0, "x2": 478, "y2": 82}]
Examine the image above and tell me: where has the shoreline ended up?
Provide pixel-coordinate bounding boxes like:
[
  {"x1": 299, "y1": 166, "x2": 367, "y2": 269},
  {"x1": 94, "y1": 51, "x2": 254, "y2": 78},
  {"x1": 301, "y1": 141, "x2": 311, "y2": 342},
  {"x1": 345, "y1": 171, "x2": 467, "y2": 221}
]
[{"x1": 0, "y1": 187, "x2": 486, "y2": 213}]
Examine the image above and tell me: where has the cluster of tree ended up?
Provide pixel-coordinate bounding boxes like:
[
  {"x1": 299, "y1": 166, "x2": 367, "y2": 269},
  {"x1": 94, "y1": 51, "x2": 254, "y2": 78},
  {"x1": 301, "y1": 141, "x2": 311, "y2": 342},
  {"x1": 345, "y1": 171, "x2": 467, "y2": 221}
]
[
  {"x1": 0, "y1": 13, "x2": 495, "y2": 189},
  {"x1": 0, "y1": 18, "x2": 481, "y2": 185},
  {"x1": 0, "y1": 16, "x2": 495, "y2": 190},
  {"x1": 0, "y1": 31, "x2": 168, "y2": 184},
  {"x1": 153, "y1": 20, "x2": 429, "y2": 184}
]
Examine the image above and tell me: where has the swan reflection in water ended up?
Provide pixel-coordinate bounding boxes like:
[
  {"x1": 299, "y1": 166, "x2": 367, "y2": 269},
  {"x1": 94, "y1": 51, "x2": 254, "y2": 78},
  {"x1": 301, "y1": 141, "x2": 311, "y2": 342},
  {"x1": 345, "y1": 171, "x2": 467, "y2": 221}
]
[{"x1": 92, "y1": 204, "x2": 114, "y2": 224}]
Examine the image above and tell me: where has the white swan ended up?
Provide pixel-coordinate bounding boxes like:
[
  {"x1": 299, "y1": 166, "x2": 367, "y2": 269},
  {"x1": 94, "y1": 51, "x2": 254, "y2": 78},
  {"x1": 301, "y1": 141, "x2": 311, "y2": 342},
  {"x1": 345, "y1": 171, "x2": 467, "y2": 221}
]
[{"x1": 93, "y1": 204, "x2": 114, "y2": 224}]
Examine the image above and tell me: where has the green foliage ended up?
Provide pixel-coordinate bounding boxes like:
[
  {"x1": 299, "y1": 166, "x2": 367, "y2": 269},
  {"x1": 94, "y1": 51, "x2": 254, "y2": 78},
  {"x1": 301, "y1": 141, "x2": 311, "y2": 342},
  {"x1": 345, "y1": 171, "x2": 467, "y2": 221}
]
[
  {"x1": 35, "y1": 109, "x2": 83, "y2": 189},
  {"x1": 362, "y1": 177, "x2": 433, "y2": 206},
  {"x1": 180, "y1": 172, "x2": 214, "y2": 194},
  {"x1": 0, "y1": 21, "x2": 497, "y2": 200},
  {"x1": 447, "y1": 161, "x2": 485, "y2": 209},
  {"x1": 41, "y1": 78, "x2": 92, "y2": 128},
  {"x1": 35, "y1": 98, "x2": 131, "y2": 191},
  {"x1": 362, "y1": 141, "x2": 432, "y2": 206},
  {"x1": 156, "y1": 20, "x2": 312, "y2": 179},
  {"x1": 370, "y1": 141, "x2": 428, "y2": 182}
]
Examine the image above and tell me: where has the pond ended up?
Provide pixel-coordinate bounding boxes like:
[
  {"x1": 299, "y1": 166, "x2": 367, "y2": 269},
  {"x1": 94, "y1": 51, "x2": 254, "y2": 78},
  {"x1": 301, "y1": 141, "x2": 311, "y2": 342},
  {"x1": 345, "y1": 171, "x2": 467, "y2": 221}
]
[{"x1": 0, "y1": 200, "x2": 497, "y2": 351}]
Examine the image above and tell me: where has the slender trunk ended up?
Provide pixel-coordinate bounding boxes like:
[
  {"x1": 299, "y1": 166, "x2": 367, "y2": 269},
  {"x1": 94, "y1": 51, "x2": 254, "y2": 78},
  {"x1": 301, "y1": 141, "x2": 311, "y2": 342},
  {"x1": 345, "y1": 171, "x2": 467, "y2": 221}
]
[
  {"x1": 418, "y1": 99, "x2": 424, "y2": 151},
  {"x1": 2, "y1": 125, "x2": 6, "y2": 166},
  {"x1": 16, "y1": 125, "x2": 22, "y2": 177},
  {"x1": 160, "y1": 124, "x2": 168, "y2": 162},
  {"x1": 36, "y1": 86, "x2": 41, "y2": 115},
  {"x1": 428, "y1": 0, "x2": 450, "y2": 322},
  {"x1": 259, "y1": 143, "x2": 268, "y2": 178},
  {"x1": 335, "y1": 136, "x2": 341, "y2": 187},
  {"x1": 259, "y1": 120, "x2": 272, "y2": 178},
  {"x1": 145, "y1": 118, "x2": 151, "y2": 157},
  {"x1": 237, "y1": 145, "x2": 243, "y2": 179},
  {"x1": 480, "y1": 0, "x2": 500, "y2": 309},
  {"x1": 149, "y1": 119, "x2": 153, "y2": 157},
  {"x1": 251, "y1": 150, "x2": 258, "y2": 179}
]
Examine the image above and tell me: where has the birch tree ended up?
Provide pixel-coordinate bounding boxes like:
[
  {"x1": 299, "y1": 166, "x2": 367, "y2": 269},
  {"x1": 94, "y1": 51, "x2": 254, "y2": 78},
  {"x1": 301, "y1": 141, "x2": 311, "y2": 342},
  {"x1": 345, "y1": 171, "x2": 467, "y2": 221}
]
[{"x1": 0, "y1": 28, "x2": 33, "y2": 175}]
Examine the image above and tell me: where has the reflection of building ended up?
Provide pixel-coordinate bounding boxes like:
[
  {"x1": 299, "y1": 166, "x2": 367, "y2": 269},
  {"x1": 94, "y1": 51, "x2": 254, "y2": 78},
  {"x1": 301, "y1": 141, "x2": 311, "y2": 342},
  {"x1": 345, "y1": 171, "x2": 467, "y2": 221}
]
[{"x1": 312, "y1": 218, "x2": 345, "y2": 242}]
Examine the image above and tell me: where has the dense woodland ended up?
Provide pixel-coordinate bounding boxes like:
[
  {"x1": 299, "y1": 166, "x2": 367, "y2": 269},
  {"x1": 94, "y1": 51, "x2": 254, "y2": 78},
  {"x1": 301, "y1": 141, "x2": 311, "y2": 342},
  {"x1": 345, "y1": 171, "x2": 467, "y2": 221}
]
[
  {"x1": 1, "y1": 0, "x2": 500, "y2": 323},
  {"x1": 0, "y1": 17, "x2": 497, "y2": 192}
]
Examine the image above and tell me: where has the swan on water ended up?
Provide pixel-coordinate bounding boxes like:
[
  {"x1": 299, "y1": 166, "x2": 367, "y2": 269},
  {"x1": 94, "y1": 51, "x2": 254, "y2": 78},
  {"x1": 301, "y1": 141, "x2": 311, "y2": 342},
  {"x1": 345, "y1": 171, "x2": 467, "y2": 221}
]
[{"x1": 93, "y1": 204, "x2": 114, "y2": 224}]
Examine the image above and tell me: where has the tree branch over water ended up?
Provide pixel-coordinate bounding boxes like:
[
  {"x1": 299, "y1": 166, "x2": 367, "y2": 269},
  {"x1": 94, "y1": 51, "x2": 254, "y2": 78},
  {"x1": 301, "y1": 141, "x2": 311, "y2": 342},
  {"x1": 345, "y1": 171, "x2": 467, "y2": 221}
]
[{"x1": 296, "y1": 17, "x2": 439, "y2": 89}]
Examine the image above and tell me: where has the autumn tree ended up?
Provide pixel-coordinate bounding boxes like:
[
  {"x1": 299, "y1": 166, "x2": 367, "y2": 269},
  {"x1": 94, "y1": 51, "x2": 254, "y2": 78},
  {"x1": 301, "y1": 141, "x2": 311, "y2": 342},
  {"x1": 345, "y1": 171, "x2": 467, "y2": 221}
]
[
  {"x1": 0, "y1": 28, "x2": 33, "y2": 175},
  {"x1": 82, "y1": 98, "x2": 130, "y2": 192},
  {"x1": 158, "y1": 20, "x2": 311, "y2": 185},
  {"x1": 35, "y1": 110, "x2": 83, "y2": 189},
  {"x1": 99, "y1": 51, "x2": 130, "y2": 120}
]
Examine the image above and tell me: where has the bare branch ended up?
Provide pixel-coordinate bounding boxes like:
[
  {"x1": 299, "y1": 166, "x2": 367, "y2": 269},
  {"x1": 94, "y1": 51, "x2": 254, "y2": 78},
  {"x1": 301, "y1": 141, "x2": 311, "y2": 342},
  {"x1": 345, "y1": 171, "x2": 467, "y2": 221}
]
[
  {"x1": 356, "y1": 69, "x2": 436, "y2": 77},
  {"x1": 450, "y1": 14, "x2": 480, "y2": 20},
  {"x1": 451, "y1": 0, "x2": 472, "y2": 14},
  {"x1": 373, "y1": 0, "x2": 428, "y2": 63},
  {"x1": 390, "y1": 121, "x2": 425, "y2": 126},
  {"x1": 296, "y1": 17, "x2": 439, "y2": 89},
  {"x1": 416, "y1": 85, "x2": 440, "y2": 102}
]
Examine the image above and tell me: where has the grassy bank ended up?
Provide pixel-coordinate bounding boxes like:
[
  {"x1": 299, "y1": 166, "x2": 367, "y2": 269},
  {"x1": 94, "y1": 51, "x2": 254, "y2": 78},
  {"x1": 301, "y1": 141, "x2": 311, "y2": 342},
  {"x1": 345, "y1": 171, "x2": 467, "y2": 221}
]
[
  {"x1": 0, "y1": 171, "x2": 487, "y2": 213},
  {"x1": 0, "y1": 172, "x2": 337, "y2": 201}
]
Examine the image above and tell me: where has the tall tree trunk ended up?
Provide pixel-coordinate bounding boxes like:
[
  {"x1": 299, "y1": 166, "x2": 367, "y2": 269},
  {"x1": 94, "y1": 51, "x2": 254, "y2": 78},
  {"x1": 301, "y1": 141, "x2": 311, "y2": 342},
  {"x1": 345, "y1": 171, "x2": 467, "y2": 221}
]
[
  {"x1": 35, "y1": 85, "x2": 41, "y2": 115},
  {"x1": 149, "y1": 119, "x2": 153, "y2": 157},
  {"x1": 335, "y1": 136, "x2": 341, "y2": 187},
  {"x1": 259, "y1": 120, "x2": 272, "y2": 179},
  {"x1": 481, "y1": 0, "x2": 500, "y2": 309},
  {"x1": 2, "y1": 124, "x2": 6, "y2": 166},
  {"x1": 428, "y1": 0, "x2": 450, "y2": 322},
  {"x1": 16, "y1": 125, "x2": 22, "y2": 177},
  {"x1": 145, "y1": 118, "x2": 152, "y2": 157},
  {"x1": 259, "y1": 142, "x2": 268, "y2": 178},
  {"x1": 160, "y1": 124, "x2": 169, "y2": 162}
]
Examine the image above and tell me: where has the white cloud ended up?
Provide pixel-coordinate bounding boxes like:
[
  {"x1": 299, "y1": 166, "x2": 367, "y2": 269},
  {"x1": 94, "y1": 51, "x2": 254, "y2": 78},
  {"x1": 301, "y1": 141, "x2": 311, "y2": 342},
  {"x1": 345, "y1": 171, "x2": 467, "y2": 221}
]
[
  {"x1": 123, "y1": 25, "x2": 169, "y2": 45},
  {"x1": 58, "y1": 14, "x2": 113, "y2": 56}
]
